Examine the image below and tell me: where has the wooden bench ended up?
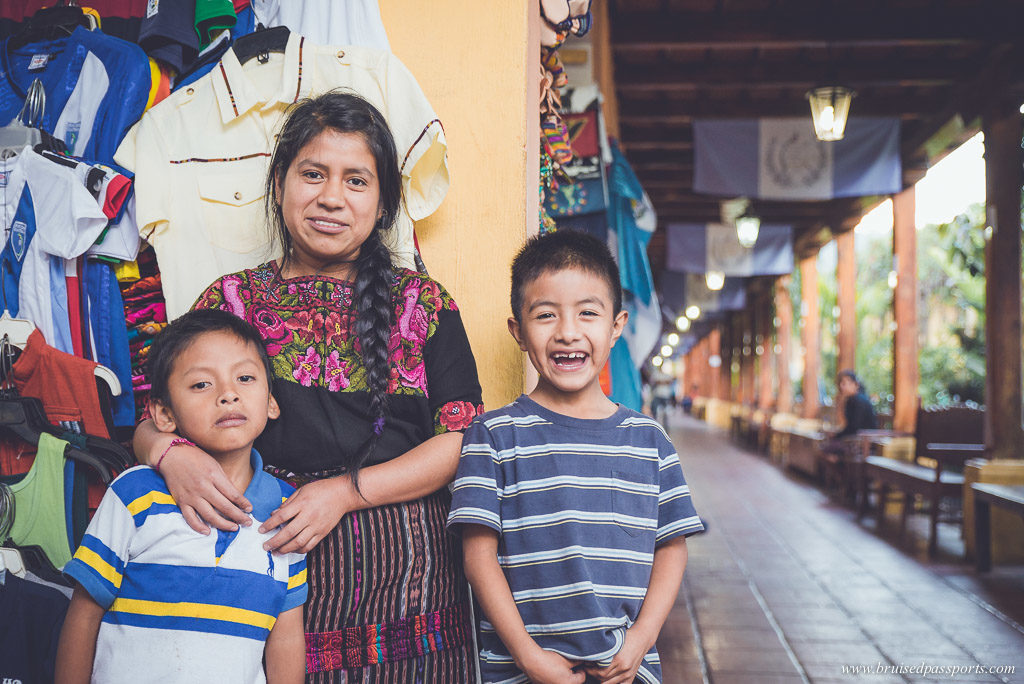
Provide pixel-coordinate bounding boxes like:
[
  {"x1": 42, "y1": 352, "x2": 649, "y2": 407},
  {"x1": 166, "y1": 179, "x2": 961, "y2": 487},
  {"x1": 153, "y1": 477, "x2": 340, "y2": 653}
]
[
  {"x1": 972, "y1": 483, "x2": 1024, "y2": 572},
  {"x1": 858, "y1": 405, "x2": 985, "y2": 555}
]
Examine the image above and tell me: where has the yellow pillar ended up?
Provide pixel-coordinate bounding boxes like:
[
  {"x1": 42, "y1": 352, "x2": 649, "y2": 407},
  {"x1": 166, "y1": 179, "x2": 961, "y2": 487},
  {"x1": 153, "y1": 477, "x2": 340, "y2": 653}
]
[{"x1": 380, "y1": 0, "x2": 538, "y2": 408}]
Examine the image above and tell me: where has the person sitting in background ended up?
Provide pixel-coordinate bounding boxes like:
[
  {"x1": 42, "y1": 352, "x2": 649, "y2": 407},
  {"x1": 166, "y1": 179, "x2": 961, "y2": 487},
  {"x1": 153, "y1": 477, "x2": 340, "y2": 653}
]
[{"x1": 832, "y1": 370, "x2": 877, "y2": 439}]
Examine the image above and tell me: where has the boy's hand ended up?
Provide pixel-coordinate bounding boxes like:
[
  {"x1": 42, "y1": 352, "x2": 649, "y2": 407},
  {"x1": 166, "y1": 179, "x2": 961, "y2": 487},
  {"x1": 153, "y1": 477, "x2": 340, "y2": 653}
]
[
  {"x1": 519, "y1": 649, "x2": 585, "y2": 684},
  {"x1": 582, "y1": 628, "x2": 652, "y2": 683},
  {"x1": 260, "y1": 476, "x2": 355, "y2": 553}
]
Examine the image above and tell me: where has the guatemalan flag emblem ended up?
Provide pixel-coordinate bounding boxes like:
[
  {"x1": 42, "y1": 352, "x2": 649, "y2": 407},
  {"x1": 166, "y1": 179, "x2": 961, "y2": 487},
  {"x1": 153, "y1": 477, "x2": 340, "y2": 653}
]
[{"x1": 693, "y1": 117, "x2": 902, "y2": 200}]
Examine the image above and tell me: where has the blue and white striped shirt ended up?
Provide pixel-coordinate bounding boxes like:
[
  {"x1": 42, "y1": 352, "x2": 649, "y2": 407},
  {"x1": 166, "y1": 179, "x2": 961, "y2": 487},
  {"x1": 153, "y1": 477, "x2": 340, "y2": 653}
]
[
  {"x1": 63, "y1": 450, "x2": 307, "y2": 684},
  {"x1": 448, "y1": 395, "x2": 703, "y2": 684}
]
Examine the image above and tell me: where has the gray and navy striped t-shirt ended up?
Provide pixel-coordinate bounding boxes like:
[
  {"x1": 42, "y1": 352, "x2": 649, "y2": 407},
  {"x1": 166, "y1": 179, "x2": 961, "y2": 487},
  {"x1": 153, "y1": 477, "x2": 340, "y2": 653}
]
[{"x1": 447, "y1": 394, "x2": 703, "y2": 684}]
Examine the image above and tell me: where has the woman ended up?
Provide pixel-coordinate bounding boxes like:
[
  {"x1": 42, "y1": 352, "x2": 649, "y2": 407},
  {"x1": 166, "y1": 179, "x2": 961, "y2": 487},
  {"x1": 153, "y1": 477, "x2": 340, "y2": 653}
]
[
  {"x1": 833, "y1": 369, "x2": 877, "y2": 439},
  {"x1": 135, "y1": 92, "x2": 483, "y2": 681}
]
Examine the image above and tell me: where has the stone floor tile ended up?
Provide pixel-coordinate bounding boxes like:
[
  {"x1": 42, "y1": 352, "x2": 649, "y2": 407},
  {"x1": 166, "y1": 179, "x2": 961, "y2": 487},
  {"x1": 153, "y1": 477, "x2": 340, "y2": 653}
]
[{"x1": 704, "y1": 647, "x2": 802, "y2": 675}]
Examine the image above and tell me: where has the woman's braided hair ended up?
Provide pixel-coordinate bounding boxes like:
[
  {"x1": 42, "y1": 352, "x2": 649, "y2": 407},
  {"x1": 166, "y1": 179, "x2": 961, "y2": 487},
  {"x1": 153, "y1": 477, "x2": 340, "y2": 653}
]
[{"x1": 266, "y1": 91, "x2": 402, "y2": 490}]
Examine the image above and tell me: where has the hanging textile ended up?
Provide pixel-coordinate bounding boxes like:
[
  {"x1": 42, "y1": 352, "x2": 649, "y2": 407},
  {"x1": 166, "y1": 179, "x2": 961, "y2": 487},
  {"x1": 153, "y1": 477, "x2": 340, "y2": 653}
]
[
  {"x1": 606, "y1": 140, "x2": 659, "y2": 410},
  {"x1": 693, "y1": 117, "x2": 902, "y2": 200},
  {"x1": 665, "y1": 222, "x2": 794, "y2": 276}
]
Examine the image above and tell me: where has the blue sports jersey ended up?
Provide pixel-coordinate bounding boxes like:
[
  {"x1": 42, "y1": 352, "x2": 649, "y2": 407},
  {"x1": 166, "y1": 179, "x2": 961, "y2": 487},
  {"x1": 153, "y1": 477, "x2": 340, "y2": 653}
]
[{"x1": 0, "y1": 26, "x2": 151, "y2": 165}]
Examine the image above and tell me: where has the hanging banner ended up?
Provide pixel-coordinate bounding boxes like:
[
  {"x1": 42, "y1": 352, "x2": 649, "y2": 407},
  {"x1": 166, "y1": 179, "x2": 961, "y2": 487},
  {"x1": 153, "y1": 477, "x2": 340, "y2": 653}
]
[
  {"x1": 659, "y1": 270, "x2": 746, "y2": 314},
  {"x1": 665, "y1": 222, "x2": 793, "y2": 276},
  {"x1": 693, "y1": 117, "x2": 901, "y2": 200}
]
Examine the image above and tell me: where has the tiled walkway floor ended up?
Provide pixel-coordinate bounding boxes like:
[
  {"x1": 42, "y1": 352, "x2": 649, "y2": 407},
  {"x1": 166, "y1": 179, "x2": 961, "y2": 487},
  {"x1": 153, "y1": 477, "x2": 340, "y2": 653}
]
[{"x1": 658, "y1": 413, "x2": 1024, "y2": 683}]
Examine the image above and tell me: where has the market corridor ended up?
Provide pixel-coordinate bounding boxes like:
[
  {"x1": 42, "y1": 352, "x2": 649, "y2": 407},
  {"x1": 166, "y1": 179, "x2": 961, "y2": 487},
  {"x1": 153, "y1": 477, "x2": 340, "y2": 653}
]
[{"x1": 657, "y1": 414, "x2": 1024, "y2": 684}]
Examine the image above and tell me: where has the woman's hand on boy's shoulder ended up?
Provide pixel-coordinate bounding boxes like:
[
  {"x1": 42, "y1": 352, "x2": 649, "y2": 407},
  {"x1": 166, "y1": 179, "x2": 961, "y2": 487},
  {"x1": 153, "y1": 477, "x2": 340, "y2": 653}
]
[
  {"x1": 259, "y1": 476, "x2": 355, "y2": 554},
  {"x1": 160, "y1": 442, "x2": 254, "y2": 535},
  {"x1": 518, "y1": 649, "x2": 585, "y2": 684}
]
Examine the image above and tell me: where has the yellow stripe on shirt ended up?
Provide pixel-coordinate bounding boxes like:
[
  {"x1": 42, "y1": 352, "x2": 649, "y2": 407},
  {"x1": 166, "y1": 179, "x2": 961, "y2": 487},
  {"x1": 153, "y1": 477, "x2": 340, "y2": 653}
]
[
  {"x1": 109, "y1": 598, "x2": 278, "y2": 630},
  {"x1": 74, "y1": 546, "x2": 123, "y2": 588},
  {"x1": 126, "y1": 490, "x2": 176, "y2": 516},
  {"x1": 287, "y1": 568, "x2": 307, "y2": 590}
]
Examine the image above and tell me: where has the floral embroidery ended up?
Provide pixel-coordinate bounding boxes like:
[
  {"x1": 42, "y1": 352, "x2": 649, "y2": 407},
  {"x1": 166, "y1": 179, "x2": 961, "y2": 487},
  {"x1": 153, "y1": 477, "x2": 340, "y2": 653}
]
[
  {"x1": 293, "y1": 347, "x2": 322, "y2": 386},
  {"x1": 324, "y1": 350, "x2": 349, "y2": 392},
  {"x1": 194, "y1": 263, "x2": 460, "y2": 397},
  {"x1": 286, "y1": 310, "x2": 325, "y2": 346},
  {"x1": 251, "y1": 305, "x2": 290, "y2": 355},
  {"x1": 434, "y1": 401, "x2": 483, "y2": 434}
]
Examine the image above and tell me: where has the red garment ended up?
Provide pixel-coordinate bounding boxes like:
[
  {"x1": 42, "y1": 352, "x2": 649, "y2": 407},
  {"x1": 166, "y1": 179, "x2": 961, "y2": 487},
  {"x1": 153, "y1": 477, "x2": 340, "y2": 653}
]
[
  {"x1": 0, "y1": 330, "x2": 110, "y2": 477},
  {"x1": 66, "y1": 258, "x2": 84, "y2": 358}
]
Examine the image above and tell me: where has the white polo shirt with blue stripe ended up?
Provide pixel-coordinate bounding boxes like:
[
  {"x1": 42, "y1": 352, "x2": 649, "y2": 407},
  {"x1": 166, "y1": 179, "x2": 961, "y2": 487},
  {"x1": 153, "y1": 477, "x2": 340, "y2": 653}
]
[
  {"x1": 447, "y1": 395, "x2": 704, "y2": 684},
  {"x1": 64, "y1": 450, "x2": 307, "y2": 684}
]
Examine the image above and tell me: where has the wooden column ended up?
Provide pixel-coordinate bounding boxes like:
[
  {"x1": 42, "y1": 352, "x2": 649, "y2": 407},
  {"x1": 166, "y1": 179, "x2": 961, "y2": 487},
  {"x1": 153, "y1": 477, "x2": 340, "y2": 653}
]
[
  {"x1": 983, "y1": 107, "x2": 1024, "y2": 459},
  {"x1": 836, "y1": 229, "x2": 857, "y2": 374},
  {"x1": 708, "y1": 327, "x2": 722, "y2": 400},
  {"x1": 800, "y1": 257, "x2": 820, "y2": 419},
  {"x1": 719, "y1": 321, "x2": 733, "y2": 401},
  {"x1": 892, "y1": 187, "x2": 919, "y2": 434},
  {"x1": 758, "y1": 289, "x2": 775, "y2": 410},
  {"x1": 741, "y1": 308, "x2": 756, "y2": 405},
  {"x1": 775, "y1": 276, "x2": 794, "y2": 413}
]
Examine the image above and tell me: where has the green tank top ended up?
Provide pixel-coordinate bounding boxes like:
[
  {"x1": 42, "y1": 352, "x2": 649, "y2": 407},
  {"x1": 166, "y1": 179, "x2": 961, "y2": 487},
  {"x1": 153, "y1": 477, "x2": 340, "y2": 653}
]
[{"x1": 5, "y1": 433, "x2": 72, "y2": 568}]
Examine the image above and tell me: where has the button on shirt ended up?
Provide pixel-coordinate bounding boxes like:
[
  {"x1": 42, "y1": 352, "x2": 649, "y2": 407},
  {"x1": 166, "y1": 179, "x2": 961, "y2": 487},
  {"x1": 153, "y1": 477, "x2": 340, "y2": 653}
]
[{"x1": 115, "y1": 34, "x2": 449, "y2": 319}]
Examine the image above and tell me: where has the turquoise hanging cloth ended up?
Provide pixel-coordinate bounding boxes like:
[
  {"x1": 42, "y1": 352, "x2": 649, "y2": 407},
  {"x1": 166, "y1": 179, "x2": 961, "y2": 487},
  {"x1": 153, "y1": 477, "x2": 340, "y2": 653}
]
[{"x1": 605, "y1": 140, "x2": 660, "y2": 411}]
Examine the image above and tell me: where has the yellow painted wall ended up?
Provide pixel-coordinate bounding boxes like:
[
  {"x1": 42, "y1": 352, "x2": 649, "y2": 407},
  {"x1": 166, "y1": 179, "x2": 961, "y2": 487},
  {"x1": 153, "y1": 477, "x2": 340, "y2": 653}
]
[{"x1": 378, "y1": 0, "x2": 538, "y2": 408}]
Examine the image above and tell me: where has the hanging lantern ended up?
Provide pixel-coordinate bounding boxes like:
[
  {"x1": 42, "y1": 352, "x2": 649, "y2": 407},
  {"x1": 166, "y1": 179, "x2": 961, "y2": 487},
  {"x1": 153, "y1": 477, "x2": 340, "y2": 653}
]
[
  {"x1": 735, "y1": 212, "x2": 760, "y2": 249},
  {"x1": 667, "y1": 333, "x2": 680, "y2": 346},
  {"x1": 676, "y1": 315, "x2": 691, "y2": 331},
  {"x1": 652, "y1": 356, "x2": 664, "y2": 368},
  {"x1": 705, "y1": 270, "x2": 726, "y2": 291},
  {"x1": 685, "y1": 305, "x2": 701, "y2": 320},
  {"x1": 806, "y1": 86, "x2": 854, "y2": 141}
]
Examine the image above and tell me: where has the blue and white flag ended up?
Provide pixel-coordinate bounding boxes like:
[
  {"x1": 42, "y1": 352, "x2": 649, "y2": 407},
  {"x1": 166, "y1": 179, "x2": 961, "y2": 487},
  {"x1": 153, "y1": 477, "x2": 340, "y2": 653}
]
[
  {"x1": 659, "y1": 270, "x2": 747, "y2": 314},
  {"x1": 694, "y1": 117, "x2": 901, "y2": 200},
  {"x1": 666, "y1": 223, "x2": 793, "y2": 276}
]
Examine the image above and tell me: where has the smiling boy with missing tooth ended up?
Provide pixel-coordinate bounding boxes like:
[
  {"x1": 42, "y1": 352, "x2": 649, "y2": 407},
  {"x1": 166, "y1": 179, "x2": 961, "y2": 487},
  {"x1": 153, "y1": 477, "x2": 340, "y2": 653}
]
[
  {"x1": 447, "y1": 230, "x2": 704, "y2": 684},
  {"x1": 57, "y1": 310, "x2": 307, "y2": 684}
]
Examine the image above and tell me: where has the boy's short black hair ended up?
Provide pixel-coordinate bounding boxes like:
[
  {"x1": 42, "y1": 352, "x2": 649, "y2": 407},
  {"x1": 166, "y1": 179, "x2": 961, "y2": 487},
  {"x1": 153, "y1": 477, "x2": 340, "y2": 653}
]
[
  {"x1": 147, "y1": 309, "x2": 273, "y2": 406},
  {"x1": 510, "y1": 230, "x2": 622, "y2": 321}
]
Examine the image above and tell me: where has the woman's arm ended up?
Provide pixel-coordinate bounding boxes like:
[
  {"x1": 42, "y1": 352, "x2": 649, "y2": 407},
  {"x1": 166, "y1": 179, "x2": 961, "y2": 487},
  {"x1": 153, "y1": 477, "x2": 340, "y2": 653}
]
[
  {"x1": 55, "y1": 586, "x2": 106, "y2": 684},
  {"x1": 259, "y1": 430, "x2": 463, "y2": 553},
  {"x1": 133, "y1": 419, "x2": 253, "y2": 533}
]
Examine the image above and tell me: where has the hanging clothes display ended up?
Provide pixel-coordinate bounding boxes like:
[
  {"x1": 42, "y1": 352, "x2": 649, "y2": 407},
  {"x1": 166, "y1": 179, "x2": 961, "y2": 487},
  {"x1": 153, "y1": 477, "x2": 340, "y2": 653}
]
[
  {"x1": 2, "y1": 432, "x2": 73, "y2": 568},
  {"x1": 116, "y1": 33, "x2": 450, "y2": 318},
  {"x1": 0, "y1": 570, "x2": 69, "y2": 684},
  {"x1": 0, "y1": 25, "x2": 157, "y2": 165},
  {"x1": 250, "y1": 0, "x2": 390, "y2": 50},
  {"x1": 0, "y1": 147, "x2": 109, "y2": 348}
]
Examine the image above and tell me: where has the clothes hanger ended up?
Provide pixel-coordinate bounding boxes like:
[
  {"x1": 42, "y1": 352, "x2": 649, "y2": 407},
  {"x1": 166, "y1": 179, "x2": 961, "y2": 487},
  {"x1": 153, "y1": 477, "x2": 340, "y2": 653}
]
[
  {"x1": 0, "y1": 548, "x2": 28, "y2": 581},
  {"x1": 2, "y1": 541, "x2": 65, "y2": 584},
  {"x1": 233, "y1": 24, "x2": 290, "y2": 65},
  {"x1": 0, "y1": 79, "x2": 46, "y2": 158},
  {"x1": 7, "y1": 2, "x2": 92, "y2": 52}
]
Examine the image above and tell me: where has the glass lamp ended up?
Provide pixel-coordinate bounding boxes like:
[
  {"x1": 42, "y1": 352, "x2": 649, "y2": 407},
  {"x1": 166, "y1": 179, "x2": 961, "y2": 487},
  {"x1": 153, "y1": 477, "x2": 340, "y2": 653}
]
[{"x1": 806, "y1": 86, "x2": 854, "y2": 141}]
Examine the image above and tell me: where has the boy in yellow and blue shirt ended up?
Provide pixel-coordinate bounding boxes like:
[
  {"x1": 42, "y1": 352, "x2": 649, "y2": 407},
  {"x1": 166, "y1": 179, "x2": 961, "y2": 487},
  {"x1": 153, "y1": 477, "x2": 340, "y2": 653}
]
[{"x1": 57, "y1": 310, "x2": 306, "y2": 683}]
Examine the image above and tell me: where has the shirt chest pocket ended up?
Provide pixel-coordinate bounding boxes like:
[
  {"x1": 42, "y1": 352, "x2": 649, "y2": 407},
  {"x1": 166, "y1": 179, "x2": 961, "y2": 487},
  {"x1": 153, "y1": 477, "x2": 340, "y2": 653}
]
[
  {"x1": 196, "y1": 160, "x2": 272, "y2": 254},
  {"x1": 611, "y1": 469, "x2": 659, "y2": 538}
]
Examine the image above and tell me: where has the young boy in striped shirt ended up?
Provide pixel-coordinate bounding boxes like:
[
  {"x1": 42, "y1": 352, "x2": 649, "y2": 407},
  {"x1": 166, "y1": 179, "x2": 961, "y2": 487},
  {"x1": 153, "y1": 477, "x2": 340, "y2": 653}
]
[
  {"x1": 57, "y1": 310, "x2": 307, "y2": 683},
  {"x1": 448, "y1": 231, "x2": 704, "y2": 684}
]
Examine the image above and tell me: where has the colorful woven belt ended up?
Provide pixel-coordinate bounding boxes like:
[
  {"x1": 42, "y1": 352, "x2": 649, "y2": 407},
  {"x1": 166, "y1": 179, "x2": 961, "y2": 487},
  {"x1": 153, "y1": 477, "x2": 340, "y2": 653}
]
[{"x1": 305, "y1": 605, "x2": 470, "y2": 673}]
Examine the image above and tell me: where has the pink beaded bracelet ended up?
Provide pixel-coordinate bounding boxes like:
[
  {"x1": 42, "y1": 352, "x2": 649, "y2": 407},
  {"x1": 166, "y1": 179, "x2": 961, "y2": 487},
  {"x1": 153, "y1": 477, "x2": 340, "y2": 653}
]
[{"x1": 155, "y1": 438, "x2": 196, "y2": 474}]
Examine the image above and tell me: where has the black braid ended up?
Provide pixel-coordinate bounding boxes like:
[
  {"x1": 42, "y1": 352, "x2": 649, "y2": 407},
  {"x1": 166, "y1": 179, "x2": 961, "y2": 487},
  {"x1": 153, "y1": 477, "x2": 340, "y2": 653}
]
[{"x1": 350, "y1": 228, "x2": 395, "y2": 490}]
